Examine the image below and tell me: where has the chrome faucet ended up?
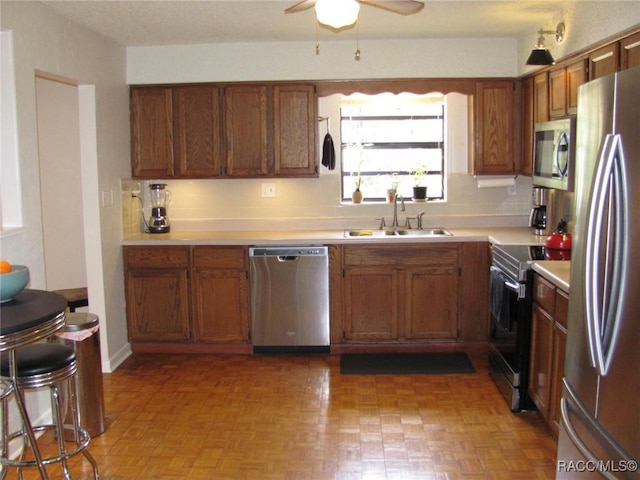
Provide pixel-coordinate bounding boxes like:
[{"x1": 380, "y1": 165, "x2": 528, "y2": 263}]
[
  {"x1": 416, "y1": 211, "x2": 425, "y2": 230},
  {"x1": 391, "y1": 195, "x2": 405, "y2": 228}
]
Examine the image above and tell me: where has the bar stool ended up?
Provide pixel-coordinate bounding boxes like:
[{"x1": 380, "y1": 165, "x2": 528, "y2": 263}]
[{"x1": 1, "y1": 343, "x2": 99, "y2": 479}]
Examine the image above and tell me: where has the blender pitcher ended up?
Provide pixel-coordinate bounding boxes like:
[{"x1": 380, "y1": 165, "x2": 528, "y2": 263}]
[{"x1": 148, "y1": 183, "x2": 171, "y2": 233}]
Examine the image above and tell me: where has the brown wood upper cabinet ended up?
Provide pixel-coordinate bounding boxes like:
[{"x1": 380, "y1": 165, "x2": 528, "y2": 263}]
[
  {"x1": 131, "y1": 87, "x2": 174, "y2": 178},
  {"x1": 589, "y1": 43, "x2": 620, "y2": 80},
  {"x1": 223, "y1": 84, "x2": 270, "y2": 176},
  {"x1": 533, "y1": 72, "x2": 549, "y2": 123},
  {"x1": 469, "y1": 80, "x2": 521, "y2": 175},
  {"x1": 175, "y1": 85, "x2": 222, "y2": 177},
  {"x1": 549, "y1": 60, "x2": 587, "y2": 118},
  {"x1": 621, "y1": 31, "x2": 640, "y2": 70},
  {"x1": 130, "y1": 82, "x2": 318, "y2": 179},
  {"x1": 273, "y1": 84, "x2": 318, "y2": 176}
]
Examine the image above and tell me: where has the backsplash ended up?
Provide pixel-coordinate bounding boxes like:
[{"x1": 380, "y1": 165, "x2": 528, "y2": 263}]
[{"x1": 121, "y1": 174, "x2": 533, "y2": 236}]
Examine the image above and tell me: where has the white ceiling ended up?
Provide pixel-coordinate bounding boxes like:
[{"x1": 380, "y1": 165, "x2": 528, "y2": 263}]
[{"x1": 37, "y1": 0, "x2": 575, "y2": 46}]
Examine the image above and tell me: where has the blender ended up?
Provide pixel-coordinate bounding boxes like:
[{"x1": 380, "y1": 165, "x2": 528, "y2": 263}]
[{"x1": 148, "y1": 183, "x2": 171, "y2": 233}]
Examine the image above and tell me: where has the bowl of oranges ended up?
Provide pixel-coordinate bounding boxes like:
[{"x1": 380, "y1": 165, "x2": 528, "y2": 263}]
[{"x1": 0, "y1": 260, "x2": 30, "y2": 303}]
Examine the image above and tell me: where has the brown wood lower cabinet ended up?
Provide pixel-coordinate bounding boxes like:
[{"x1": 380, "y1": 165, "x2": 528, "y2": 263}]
[
  {"x1": 124, "y1": 245, "x2": 250, "y2": 352},
  {"x1": 192, "y1": 246, "x2": 249, "y2": 343},
  {"x1": 125, "y1": 241, "x2": 490, "y2": 352},
  {"x1": 124, "y1": 246, "x2": 190, "y2": 341},
  {"x1": 339, "y1": 243, "x2": 484, "y2": 343},
  {"x1": 529, "y1": 272, "x2": 568, "y2": 438}
]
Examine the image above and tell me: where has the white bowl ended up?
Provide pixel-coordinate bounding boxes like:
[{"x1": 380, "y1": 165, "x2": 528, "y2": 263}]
[{"x1": 0, "y1": 265, "x2": 30, "y2": 303}]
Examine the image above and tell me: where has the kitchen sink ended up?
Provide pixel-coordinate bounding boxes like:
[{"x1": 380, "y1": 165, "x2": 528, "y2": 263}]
[{"x1": 344, "y1": 228, "x2": 453, "y2": 237}]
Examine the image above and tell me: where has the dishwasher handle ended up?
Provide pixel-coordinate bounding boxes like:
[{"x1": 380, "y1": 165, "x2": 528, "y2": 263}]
[
  {"x1": 249, "y1": 246, "x2": 328, "y2": 257},
  {"x1": 277, "y1": 255, "x2": 298, "y2": 262}
]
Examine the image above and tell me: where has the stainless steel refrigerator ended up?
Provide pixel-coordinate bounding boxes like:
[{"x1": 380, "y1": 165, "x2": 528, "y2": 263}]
[{"x1": 556, "y1": 66, "x2": 640, "y2": 478}]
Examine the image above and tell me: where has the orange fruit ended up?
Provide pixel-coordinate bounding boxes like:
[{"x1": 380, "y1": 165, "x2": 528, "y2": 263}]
[{"x1": 0, "y1": 260, "x2": 11, "y2": 274}]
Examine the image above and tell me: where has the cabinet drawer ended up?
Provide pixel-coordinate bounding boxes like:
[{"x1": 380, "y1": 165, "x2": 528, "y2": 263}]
[
  {"x1": 343, "y1": 244, "x2": 459, "y2": 267},
  {"x1": 193, "y1": 246, "x2": 247, "y2": 270},
  {"x1": 124, "y1": 246, "x2": 190, "y2": 269},
  {"x1": 534, "y1": 274, "x2": 556, "y2": 314},
  {"x1": 555, "y1": 289, "x2": 569, "y2": 328}
]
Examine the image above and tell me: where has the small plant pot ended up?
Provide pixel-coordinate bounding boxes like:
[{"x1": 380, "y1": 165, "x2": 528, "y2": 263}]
[
  {"x1": 352, "y1": 189, "x2": 363, "y2": 204},
  {"x1": 386, "y1": 189, "x2": 397, "y2": 203},
  {"x1": 412, "y1": 186, "x2": 427, "y2": 202}
]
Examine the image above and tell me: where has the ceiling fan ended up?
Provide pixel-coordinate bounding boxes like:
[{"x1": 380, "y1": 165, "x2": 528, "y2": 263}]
[{"x1": 285, "y1": 0, "x2": 424, "y2": 29}]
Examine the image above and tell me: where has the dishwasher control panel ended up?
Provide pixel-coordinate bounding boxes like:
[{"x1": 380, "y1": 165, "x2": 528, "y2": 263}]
[{"x1": 249, "y1": 246, "x2": 328, "y2": 257}]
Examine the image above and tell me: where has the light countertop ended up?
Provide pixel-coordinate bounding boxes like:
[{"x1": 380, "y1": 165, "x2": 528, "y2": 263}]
[
  {"x1": 531, "y1": 261, "x2": 571, "y2": 292},
  {"x1": 122, "y1": 225, "x2": 571, "y2": 290},
  {"x1": 122, "y1": 226, "x2": 549, "y2": 247}
]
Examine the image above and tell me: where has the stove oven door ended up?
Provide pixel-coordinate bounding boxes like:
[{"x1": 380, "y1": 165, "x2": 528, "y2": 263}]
[{"x1": 488, "y1": 266, "x2": 534, "y2": 411}]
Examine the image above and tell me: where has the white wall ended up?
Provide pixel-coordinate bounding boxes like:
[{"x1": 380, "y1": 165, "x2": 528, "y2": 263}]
[
  {"x1": 0, "y1": 1, "x2": 131, "y2": 371},
  {"x1": 127, "y1": 37, "x2": 518, "y2": 84}
]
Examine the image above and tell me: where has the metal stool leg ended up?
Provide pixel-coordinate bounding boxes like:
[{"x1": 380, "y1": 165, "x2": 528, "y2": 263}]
[{"x1": 68, "y1": 375, "x2": 99, "y2": 479}]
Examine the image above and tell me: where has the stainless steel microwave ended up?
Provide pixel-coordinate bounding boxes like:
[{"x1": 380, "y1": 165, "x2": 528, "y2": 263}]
[{"x1": 532, "y1": 118, "x2": 576, "y2": 191}]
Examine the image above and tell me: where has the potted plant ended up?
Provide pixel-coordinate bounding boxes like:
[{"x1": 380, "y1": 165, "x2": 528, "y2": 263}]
[
  {"x1": 412, "y1": 165, "x2": 427, "y2": 202},
  {"x1": 352, "y1": 175, "x2": 363, "y2": 203},
  {"x1": 387, "y1": 173, "x2": 399, "y2": 203}
]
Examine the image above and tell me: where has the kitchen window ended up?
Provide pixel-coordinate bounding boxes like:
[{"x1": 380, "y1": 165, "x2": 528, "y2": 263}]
[{"x1": 340, "y1": 93, "x2": 445, "y2": 202}]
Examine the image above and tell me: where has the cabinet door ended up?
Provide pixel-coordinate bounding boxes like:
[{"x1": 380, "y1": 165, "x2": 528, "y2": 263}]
[
  {"x1": 566, "y1": 60, "x2": 587, "y2": 115},
  {"x1": 223, "y1": 85, "x2": 270, "y2": 176},
  {"x1": 621, "y1": 31, "x2": 640, "y2": 70},
  {"x1": 273, "y1": 84, "x2": 318, "y2": 177},
  {"x1": 192, "y1": 269, "x2": 249, "y2": 343},
  {"x1": 192, "y1": 246, "x2": 249, "y2": 343},
  {"x1": 174, "y1": 86, "x2": 222, "y2": 177},
  {"x1": 549, "y1": 322, "x2": 567, "y2": 437},
  {"x1": 521, "y1": 76, "x2": 534, "y2": 176},
  {"x1": 405, "y1": 267, "x2": 458, "y2": 339},
  {"x1": 529, "y1": 303, "x2": 555, "y2": 417},
  {"x1": 130, "y1": 87, "x2": 174, "y2": 178},
  {"x1": 125, "y1": 268, "x2": 190, "y2": 341},
  {"x1": 533, "y1": 72, "x2": 549, "y2": 123},
  {"x1": 472, "y1": 80, "x2": 517, "y2": 175},
  {"x1": 124, "y1": 246, "x2": 190, "y2": 341},
  {"x1": 549, "y1": 67, "x2": 567, "y2": 118},
  {"x1": 343, "y1": 267, "x2": 398, "y2": 341},
  {"x1": 589, "y1": 43, "x2": 620, "y2": 80}
]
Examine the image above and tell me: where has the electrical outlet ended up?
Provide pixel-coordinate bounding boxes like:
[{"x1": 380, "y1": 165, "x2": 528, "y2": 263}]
[
  {"x1": 261, "y1": 183, "x2": 276, "y2": 198},
  {"x1": 508, "y1": 184, "x2": 517, "y2": 195}
]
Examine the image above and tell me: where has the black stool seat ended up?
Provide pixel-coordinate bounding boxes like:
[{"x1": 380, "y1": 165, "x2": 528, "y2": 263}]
[{"x1": 0, "y1": 344, "x2": 76, "y2": 377}]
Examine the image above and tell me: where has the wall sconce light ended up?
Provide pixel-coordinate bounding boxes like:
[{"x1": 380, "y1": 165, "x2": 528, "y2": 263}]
[
  {"x1": 526, "y1": 22, "x2": 565, "y2": 66},
  {"x1": 315, "y1": 0, "x2": 360, "y2": 29}
]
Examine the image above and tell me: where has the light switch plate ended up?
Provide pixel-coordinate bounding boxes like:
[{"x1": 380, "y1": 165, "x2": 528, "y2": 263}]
[{"x1": 261, "y1": 183, "x2": 276, "y2": 198}]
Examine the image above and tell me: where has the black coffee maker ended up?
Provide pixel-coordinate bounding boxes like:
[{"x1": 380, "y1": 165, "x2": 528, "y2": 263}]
[
  {"x1": 148, "y1": 183, "x2": 171, "y2": 233},
  {"x1": 529, "y1": 187, "x2": 548, "y2": 236}
]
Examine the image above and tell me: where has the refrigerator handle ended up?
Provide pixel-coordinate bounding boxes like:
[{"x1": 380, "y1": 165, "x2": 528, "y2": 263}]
[
  {"x1": 584, "y1": 134, "x2": 628, "y2": 376},
  {"x1": 560, "y1": 396, "x2": 619, "y2": 480}
]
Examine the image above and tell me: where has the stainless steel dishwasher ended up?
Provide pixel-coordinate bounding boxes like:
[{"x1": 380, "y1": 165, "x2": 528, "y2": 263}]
[{"x1": 249, "y1": 245, "x2": 329, "y2": 353}]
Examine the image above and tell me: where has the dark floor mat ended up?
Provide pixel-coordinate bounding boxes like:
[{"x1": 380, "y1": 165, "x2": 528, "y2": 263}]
[{"x1": 340, "y1": 351, "x2": 476, "y2": 375}]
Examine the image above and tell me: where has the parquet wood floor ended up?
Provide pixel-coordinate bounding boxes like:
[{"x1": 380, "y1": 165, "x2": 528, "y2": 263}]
[{"x1": 5, "y1": 348, "x2": 557, "y2": 479}]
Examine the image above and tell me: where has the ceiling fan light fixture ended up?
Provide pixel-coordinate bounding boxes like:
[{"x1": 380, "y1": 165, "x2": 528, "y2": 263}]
[{"x1": 315, "y1": 0, "x2": 360, "y2": 29}]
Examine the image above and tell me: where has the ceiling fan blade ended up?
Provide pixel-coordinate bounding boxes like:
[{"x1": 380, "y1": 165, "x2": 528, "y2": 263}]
[
  {"x1": 285, "y1": 0, "x2": 317, "y2": 14},
  {"x1": 359, "y1": 0, "x2": 424, "y2": 15}
]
